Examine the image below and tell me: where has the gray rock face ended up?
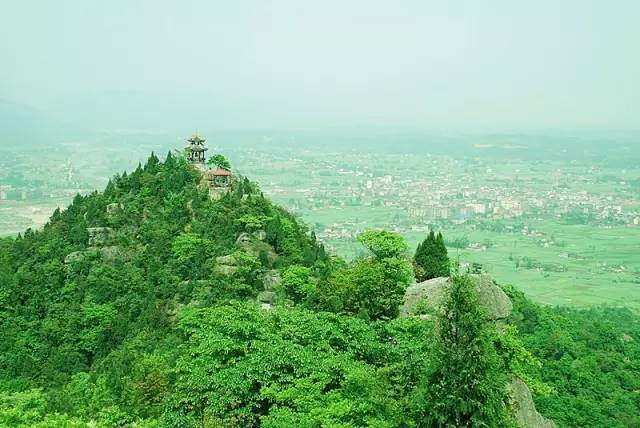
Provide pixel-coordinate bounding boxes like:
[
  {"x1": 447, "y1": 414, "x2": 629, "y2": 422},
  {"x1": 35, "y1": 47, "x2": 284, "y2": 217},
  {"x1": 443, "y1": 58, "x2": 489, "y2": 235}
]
[
  {"x1": 401, "y1": 277, "x2": 449, "y2": 317},
  {"x1": 252, "y1": 229, "x2": 267, "y2": 241},
  {"x1": 474, "y1": 274, "x2": 513, "y2": 320},
  {"x1": 262, "y1": 270, "x2": 282, "y2": 291},
  {"x1": 400, "y1": 274, "x2": 512, "y2": 320},
  {"x1": 215, "y1": 254, "x2": 239, "y2": 275},
  {"x1": 508, "y1": 377, "x2": 556, "y2": 428},
  {"x1": 235, "y1": 232, "x2": 252, "y2": 246},
  {"x1": 217, "y1": 265, "x2": 237, "y2": 275},
  {"x1": 257, "y1": 291, "x2": 277, "y2": 305},
  {"x1": 216, "y1": 254, "x2": 238, "y2": 266},
  {"x1": 64, "y1": 246, "x2": 128, "y2": 265}
]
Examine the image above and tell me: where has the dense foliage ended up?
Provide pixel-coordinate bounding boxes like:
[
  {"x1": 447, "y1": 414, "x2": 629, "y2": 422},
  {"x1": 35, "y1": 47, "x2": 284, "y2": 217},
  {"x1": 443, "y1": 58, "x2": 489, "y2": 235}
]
[
  {"x1": 317, "y1": 230, "x2": 412, "y2": 320},
  {"x1": 0, "y1": 152, "x2": 638, "y2": 427},
  {"x1": 506, "y1": 286, "x2": 640, "y2": 427},
  {"x1": 0, "y1": 153, "x2": 328, "y2": 425},
  {"x1": 207, "y1": 154, "x2": 231, "y2": 171},
  {"x1": 413, "y1": 231, "x2": 450, "y2": 281}
]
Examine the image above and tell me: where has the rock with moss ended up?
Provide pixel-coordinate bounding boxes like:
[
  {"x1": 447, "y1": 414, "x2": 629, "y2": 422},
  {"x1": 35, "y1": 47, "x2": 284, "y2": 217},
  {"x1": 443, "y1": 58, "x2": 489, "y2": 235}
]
[
  {"x1": 400, "y1": 274, "x2": 512, "y2": 320},
  {"x1": 261, "y1": 270, "x2": 281, "y2": 291},
  {"x1": 64, "y1": 248, "x2": 101, "y2": 264},
  {"x1": 508, "y1": 377, "x2": 556, "y2": 428},
  {"x1": 257, "y1": 291, "x2": 277, "y2": 305},
  {"x1": 215, "y1": 254, "x2": 239, "y2": 275},
  {"x1": 235, "y1": 233, "x2": 278, "y2": 266},
  {"x1": 106, "y1": 203, "x2": 123, "y2": 218}
]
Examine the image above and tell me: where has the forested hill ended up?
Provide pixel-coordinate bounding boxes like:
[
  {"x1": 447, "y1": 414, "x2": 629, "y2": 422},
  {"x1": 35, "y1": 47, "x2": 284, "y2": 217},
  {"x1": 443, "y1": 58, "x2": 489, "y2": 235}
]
[
  {"x1": 0, "y1": 152, "x2": 329, "y2": 425},
  {"x1": 0, "y1": 152, "x2": 639, "y2": 427}
]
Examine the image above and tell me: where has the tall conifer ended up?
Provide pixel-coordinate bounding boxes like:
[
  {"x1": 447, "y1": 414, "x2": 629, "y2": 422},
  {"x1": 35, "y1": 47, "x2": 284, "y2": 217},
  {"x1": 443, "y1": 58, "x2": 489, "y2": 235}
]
[
  {"x1": 419, "y1": 274, "x2": 510, "y2": 427},
  {"x1": 414, "y1": 231, "x2": 450, "y2": 281}
]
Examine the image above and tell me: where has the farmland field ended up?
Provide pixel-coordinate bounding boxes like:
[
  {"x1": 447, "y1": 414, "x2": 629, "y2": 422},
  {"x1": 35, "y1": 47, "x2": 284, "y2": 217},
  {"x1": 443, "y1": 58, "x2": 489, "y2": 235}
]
[{"x1": 300, "y1": 205, "x2": 640, "y2": 310}]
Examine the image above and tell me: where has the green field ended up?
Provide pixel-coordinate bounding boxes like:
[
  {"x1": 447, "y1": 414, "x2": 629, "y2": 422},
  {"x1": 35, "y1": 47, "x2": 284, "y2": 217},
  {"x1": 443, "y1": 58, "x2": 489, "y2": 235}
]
[
  {"x1": 434, "y1": 221, "x2": 640, "y2": 309},
  {"x1": 299, "y1": 205, "x2": 640, "y2": 310}
]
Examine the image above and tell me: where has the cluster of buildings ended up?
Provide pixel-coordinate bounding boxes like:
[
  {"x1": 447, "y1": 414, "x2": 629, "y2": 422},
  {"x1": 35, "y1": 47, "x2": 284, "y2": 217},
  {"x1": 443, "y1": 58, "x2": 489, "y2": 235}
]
[{"x1": 252, "y1": 154, "x2": 640, "y2": 241}]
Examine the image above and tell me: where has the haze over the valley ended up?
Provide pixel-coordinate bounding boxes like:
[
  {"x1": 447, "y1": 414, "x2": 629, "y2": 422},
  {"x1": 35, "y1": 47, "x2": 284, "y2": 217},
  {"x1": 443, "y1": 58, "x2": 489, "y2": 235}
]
[{"x1": 1, "y1": 0, "x2": 639, "y2": 138}]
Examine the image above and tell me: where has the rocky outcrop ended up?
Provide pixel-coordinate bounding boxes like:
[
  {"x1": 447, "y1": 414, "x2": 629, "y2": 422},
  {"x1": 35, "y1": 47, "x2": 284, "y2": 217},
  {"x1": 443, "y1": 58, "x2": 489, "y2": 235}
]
[
  {"x1": 63, "y1": 226, "x2": 130, "y2": 266},
  {"x1": 257, "y1": 291, "x2": 277, "y2": 305},
  {"x1": 257, "y1": 270, "x2": 281, "y2": 310},
  {"x1": 508, "y1": 377, "x2": 556, "y2": 428},
  {"x1": 252, "y1": 229, "x2": 267, "y2": 241},
  {"x1": 64, "y1": 249, "x2": 98, "y2": 264},
  {"x1": 236, "y1": 232, "x2": 252, "y2": 246},
  {"x1": 215, "y1": 254, "x2": 239, "y2": 275},
  {"x1": 262, "y1": 270, "x2": 281, "y2": 291},
  {"x1": 99, "y1": 246, "x2": 129, "y2": 263},
  {"x1": 400, "y1": 274, "x2": 512, "y2": 320},
  {"x1": 474, "y1": 274, "x2": 513, "y2": 320},
  {"x1": 235, "y1": 232, "x2": 278, "y2": 265},
  {"x1": 215, "y1": 236, "x2": 278, "y2": 277},
  {"x1": 401, "y1": 276, "x2": 448, "y2": 317}
]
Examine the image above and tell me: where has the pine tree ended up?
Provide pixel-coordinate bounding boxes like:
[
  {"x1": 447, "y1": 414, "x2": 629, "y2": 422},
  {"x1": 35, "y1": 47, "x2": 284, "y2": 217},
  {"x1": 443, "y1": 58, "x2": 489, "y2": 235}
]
[
  {"x1": 419, "y1": 274, "x2": 510, "y2": 427},
  {"x1": 414, "y1": 231, "x2": 450, "y2": 281},
  {"x1": 164, "y1": 151, "x2": 176, "y2": 170},
  {"x1": 144, "y1": 152, "x2": 160, "y2": 172}
]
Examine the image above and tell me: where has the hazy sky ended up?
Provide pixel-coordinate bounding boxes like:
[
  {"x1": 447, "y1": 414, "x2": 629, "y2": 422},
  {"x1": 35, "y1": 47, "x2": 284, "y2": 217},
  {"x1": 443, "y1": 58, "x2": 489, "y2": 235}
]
[{"x1": 1, "y1": 0, "x2": 639, "y2": 133}]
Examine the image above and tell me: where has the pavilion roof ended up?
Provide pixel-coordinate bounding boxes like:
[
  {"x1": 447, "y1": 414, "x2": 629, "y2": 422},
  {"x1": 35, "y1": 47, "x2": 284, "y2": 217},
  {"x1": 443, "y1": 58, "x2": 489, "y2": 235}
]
[{"x1": 209, "y1": 168, "x2": 231, "y2": 176}]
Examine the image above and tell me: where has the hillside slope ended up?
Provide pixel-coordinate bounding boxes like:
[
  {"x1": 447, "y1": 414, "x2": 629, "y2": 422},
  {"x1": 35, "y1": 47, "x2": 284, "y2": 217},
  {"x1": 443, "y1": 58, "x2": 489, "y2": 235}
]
[{"x1": 0, "y1": 152, "x2": 638, "y2": 427}]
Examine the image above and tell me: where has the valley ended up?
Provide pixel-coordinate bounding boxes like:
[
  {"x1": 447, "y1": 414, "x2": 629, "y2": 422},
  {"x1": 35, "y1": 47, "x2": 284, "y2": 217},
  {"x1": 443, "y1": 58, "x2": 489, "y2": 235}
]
[{"x1": 3, "y1": 134, "x2": 639, "y2": 309}]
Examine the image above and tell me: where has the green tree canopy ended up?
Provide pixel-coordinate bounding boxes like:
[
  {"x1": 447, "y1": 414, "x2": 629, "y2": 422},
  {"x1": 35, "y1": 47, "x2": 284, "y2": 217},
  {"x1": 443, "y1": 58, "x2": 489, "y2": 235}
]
[
  {"x1": 319, "y1": 230, "x2": 412, "y2": 320},
  {"x1": 207, "y1": 154, "x2": 231, "y2": 170},
  {"x1": 414, "y1": 231, "x2": 450, "y2": 281},
  {"x1": 418, "y1": 274, "x2": 510, "y2": 427},
  {"x1": 358, "y1": 230, "x2": 408, "y2": 259}
]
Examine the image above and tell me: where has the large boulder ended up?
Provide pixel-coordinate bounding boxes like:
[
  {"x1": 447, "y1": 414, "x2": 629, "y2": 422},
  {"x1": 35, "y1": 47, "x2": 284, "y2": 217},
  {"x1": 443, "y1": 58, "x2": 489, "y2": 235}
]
[
  {"x1": 216, "y1": 254, "x2": 237, "y2": 265},
  {"x1": 474, "y1": 274, "x2": 513, "y2": 320},
  {"x1": 235, "y1": 232, "x2": 252, "y2": 246},
  {"x1": 400, "y1": 274, "x2": 512, "y2": 320},
  {"x1": 64, "y1": 246, "x2": 128, "y2": 265},
  {"x1": 508, "y1": 377, "x2": 556, "y2": 428}
]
